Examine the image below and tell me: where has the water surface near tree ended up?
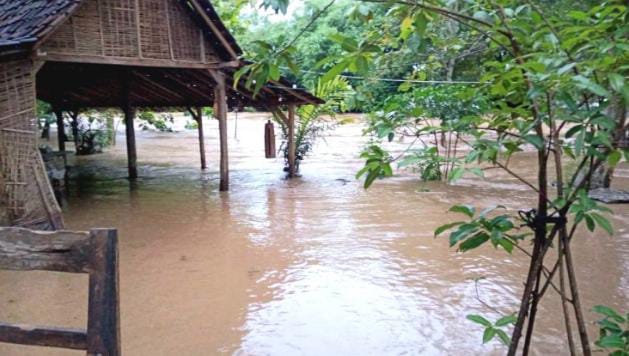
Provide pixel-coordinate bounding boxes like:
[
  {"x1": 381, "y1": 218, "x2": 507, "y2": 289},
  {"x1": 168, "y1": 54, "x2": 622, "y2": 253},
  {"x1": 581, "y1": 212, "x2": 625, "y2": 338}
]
[{"x1": 1, "y1": 114, "x2": 627, "y2": 355}]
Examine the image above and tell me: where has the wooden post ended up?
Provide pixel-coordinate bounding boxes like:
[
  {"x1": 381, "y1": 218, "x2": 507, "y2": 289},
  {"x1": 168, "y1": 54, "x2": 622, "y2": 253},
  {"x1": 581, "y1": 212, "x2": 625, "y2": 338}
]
[
  {"x1": 69, "y1": 111, "x2": 80, "y2": 152},
  {"x1": 196, "y1": 107, "x2": 207, "y2": 170},
  {"x1": 54, "y1": 109, "x2": 65, "y2": 152},
  {"x1": 86, "y1": 229, "x2": 120, "y2": 356},
  {"x1": 123, "y1": 106, "x2": 137, "y2": 179},
  {"x1": 287, "y1": 105, "x2": 297, "y2": 178},
  {"x1": 211, "y1": 71, "x2": 229, "y2": 191}
]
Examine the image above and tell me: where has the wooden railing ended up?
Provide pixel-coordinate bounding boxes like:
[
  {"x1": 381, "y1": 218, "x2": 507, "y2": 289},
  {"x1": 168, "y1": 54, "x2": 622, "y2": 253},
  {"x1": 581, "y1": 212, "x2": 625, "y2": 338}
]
[{"x1": 0, "y1": 227, "x2": 120, "y2": 355}]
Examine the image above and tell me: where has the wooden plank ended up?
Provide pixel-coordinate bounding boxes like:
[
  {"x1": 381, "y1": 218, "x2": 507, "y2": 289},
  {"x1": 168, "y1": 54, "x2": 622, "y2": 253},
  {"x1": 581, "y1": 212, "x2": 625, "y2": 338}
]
[
  {"x1": 86, "y1": 229, "x2": 120, "y2": 356},
  {"x1": 0, "y1": 227, "x2": 90, "y2": 273},
  {"x1": 211, "y1": 71, "x2": 229, "y2": 191},
  {"x1": 0, "y1": 323, "x2": 87, "y2": 350},
  {"x1": 287, "y1": 105, "x2": 297, "y2": 178}
]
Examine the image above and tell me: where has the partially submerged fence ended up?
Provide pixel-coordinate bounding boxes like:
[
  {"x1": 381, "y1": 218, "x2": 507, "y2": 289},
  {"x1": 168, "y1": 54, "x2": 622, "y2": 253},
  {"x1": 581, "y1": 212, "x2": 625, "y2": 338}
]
[{"x1": 0, "y1": 227, "x2": 120, "y2": 355}]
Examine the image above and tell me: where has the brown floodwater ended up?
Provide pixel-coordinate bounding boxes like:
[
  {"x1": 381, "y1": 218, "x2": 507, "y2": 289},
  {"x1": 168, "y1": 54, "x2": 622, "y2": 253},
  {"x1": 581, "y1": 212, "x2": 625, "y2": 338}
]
[{"x1": 0, "y1": 113, "x2": 627, "y2": 355}]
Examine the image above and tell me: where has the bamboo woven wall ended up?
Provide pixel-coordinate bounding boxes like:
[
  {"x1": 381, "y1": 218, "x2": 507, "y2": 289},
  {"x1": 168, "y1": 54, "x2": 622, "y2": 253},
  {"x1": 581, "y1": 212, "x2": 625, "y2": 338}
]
[
  {"x1": 0, "y1": 60, "x2": 63, "y2": 230},
  {"x1": 41, "y1": 0, "x2": 220, "y2": 64}
]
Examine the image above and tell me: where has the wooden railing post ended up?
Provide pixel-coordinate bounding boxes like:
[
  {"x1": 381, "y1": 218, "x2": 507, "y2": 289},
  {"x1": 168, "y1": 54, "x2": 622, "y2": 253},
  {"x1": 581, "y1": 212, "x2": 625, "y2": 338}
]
[{"x1": 87, "y1": 228, "x2": 120, "y2": 356}]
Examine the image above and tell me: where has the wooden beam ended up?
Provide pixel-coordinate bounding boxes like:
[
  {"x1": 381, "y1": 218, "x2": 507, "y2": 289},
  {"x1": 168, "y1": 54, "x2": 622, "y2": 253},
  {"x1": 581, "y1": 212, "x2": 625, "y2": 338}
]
[
  {"x1": 188, "y1": 0, "x2": 239, "y2": 59},
  {"x1": 287, "y1": 105, "x2": 297, "y2": 178},
  {"x1": 86, "y1": 229, "x2": 120, "y2": 356},
  {"x1": 123, "y1": 106, "x2": 138, "y2": 179},
  {"x1": 0, "y1": 323, "x2": 87, "y2": 350},
  {"x1": 0, "y1": 227, "x2": 90, "y2": 273},
  {"x1": 36, "y1": 53, "x2": 235, "y2": 70},
  {"x1": 270, "y1": 80, "x2": 319, "y2": 105},
  {"x1": 54, "y1": 109, "x2": 65, "y2": 152},
  {"x1": 211, "y1": 71, "x2": 229, "y2": 191}
]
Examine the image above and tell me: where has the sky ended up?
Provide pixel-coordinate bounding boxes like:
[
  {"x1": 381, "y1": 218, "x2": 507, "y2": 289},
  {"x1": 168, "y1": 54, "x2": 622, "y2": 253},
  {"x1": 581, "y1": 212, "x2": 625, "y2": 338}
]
[{"x1": 242, "y1": 0, "x2": 305, "y2": 23}]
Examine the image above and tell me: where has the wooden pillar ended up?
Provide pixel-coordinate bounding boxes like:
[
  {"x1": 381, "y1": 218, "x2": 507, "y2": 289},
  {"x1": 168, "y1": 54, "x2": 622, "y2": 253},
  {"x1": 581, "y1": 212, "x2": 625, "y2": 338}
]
[
  {"x1": 69, "y1": 111, "x2": 80, "y2": 152},
  {"x1": 212, "y1": 71, "x2": 229, "y2": 191},
  {"x1": 87, "y1": 229, "x2": 121, "y2": 356},
  {"x1": 191, "y1": 107, "x2": 207, "y2": 170},
  {"x1": 54, "y1": 109, "x2": 65, "y2": 152},
  {"x1": 287, "y1": 104, "x2": 297, "y2": 178},
  {"x1": 123, "y1": 106, "x2": 137, "y2": 179}
]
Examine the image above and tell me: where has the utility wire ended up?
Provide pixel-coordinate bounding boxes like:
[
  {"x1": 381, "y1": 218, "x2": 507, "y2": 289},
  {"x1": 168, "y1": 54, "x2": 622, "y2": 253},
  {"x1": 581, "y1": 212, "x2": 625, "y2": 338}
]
[{"x1": 270, "y1": 66, "x2": 480, "y2": 90}]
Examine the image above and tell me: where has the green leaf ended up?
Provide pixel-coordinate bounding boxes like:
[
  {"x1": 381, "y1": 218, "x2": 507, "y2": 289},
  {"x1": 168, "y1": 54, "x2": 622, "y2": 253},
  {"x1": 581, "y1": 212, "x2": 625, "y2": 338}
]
[
  {"x1": 449, "y1": 205, "x2": 475, "y2": 218},
  {"x1": 268, "y1": 64, "x2": 281, "y2": 81},
  {"x1": 497, "y1": 237, "x2": 514, "y2": 254},
  {"x1": 414, "y1": 13, "x2": 428, "y2": 37},
  {"x1": 321, "y1": 60, "x2": 349, "y2": 84},
  {"x1": 482, "y1": 327, "x2": 496, "y2": 343},
  {"x1": 598, "y1": 319, "x2": 623, "y2": 333},
  {"x1": 607, "y1": 150, "x2": 622, "y2": 168},
  {"x1": 608, "y1": 73, "x2": 625, "y2": 93},
  {"x1": 584, "y1": 214, "x2": 595, "y2": 232},
  {"x1": 382, "y1": 163, "x2": 393, "y2": 177},
  {"x1": 557, "y1": 63, "x2": 577, "y2": 75},
  {"x1": 495, "y1": 329, "x2": 511, "y2": 346},
  {"x1": 470, "y1": 167, "x2": 484, "y2": 178},
  {"x1": 596, "y1": 335, "x2": 625, "y2": 349},
  {"x1": 593, "y1": 305, "x2": 625, "y2": 322},
  {"x1": 400, "y1": 16, "x2": 414, "y2": 40},
  {"x1": 523, "y1": 135, "x2": 544, "y2": 150},
  {"x1": 565, "y1": 125, "x2": 583, "y2": 139},
  {"x1": 467, "y1": 314, "x2": 492, "y2": 327},
  {"x1": 364, "y1": 169, "x2": 379, "y2": 189},
  {"x1": 591, "y1": 213, "x2": 613, "y2": 236},
  {"x1": 459, "y1": 233, "x2": 490, "y2": 252},
  {"x1": 573, "y1": 75, "x2": 610, "y2": 97},
  {"x1": 449, "y1": 223, "x2": 478, "y2": 247},
  {"x1": 434, "y1": 221, "x2": 464, "y2": 237},
  {"x1": 449, "y1": 167, "x2": 465, "y2": 182},
  {"x1": 495, "y1": 314, "x2": 517, "y2": 327},
  {"x1": 328, "y1": 34, "x2": 358, "y2": 52}
]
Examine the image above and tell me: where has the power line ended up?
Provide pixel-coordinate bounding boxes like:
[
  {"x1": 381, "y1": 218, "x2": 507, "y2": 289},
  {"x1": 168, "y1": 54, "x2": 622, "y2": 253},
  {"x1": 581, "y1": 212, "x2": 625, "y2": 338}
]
[{"x1": 279, "y1": 66, "x2": 481, "y2": 86}]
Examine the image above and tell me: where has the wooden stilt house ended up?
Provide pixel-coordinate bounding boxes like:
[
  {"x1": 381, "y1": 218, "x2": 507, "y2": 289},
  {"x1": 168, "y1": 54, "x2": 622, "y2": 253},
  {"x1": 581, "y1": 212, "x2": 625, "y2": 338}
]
[{"x1": 0, "y1": 0, "x2": 321, "y2": 230}]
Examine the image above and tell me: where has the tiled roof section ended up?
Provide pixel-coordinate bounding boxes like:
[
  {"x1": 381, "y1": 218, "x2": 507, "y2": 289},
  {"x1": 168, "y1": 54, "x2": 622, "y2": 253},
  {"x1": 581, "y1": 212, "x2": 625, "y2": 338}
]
[{"x1": 0, "y1": 0, "x2": 81, "y2": 48}]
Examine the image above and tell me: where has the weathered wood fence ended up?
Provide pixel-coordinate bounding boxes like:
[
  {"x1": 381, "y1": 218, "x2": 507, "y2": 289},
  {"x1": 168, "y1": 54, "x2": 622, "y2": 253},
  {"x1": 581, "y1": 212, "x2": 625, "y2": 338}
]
[{"x1": 0, "y1": 227, "x2": 120, "y2": 355}]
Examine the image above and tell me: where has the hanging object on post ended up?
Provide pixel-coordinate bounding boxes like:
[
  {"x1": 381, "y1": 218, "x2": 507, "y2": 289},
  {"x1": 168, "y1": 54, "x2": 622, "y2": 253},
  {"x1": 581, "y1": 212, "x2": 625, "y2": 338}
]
[{"x1": 265, "y1": 120, "x2": 276, "y2": 159}]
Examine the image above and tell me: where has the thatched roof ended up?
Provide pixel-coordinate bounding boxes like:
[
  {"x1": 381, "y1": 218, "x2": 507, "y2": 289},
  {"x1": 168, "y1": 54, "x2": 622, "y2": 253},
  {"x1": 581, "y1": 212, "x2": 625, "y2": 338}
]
[{"x1": 0, "y1": 0, "x2": 322, "y2": 108}]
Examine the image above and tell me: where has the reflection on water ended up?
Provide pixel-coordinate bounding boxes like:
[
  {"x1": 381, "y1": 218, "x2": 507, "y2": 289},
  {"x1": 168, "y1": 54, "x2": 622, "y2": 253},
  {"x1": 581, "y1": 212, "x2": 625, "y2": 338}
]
[{"x1": 0, "y1": 114, "x2": 627, "y2": 355}]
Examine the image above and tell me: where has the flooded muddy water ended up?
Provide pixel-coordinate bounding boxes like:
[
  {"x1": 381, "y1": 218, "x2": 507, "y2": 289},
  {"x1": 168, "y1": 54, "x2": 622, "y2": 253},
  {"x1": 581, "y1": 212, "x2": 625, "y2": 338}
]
[{"x1": 1, "y1": 113, "x2": 628, "y2": 355}]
